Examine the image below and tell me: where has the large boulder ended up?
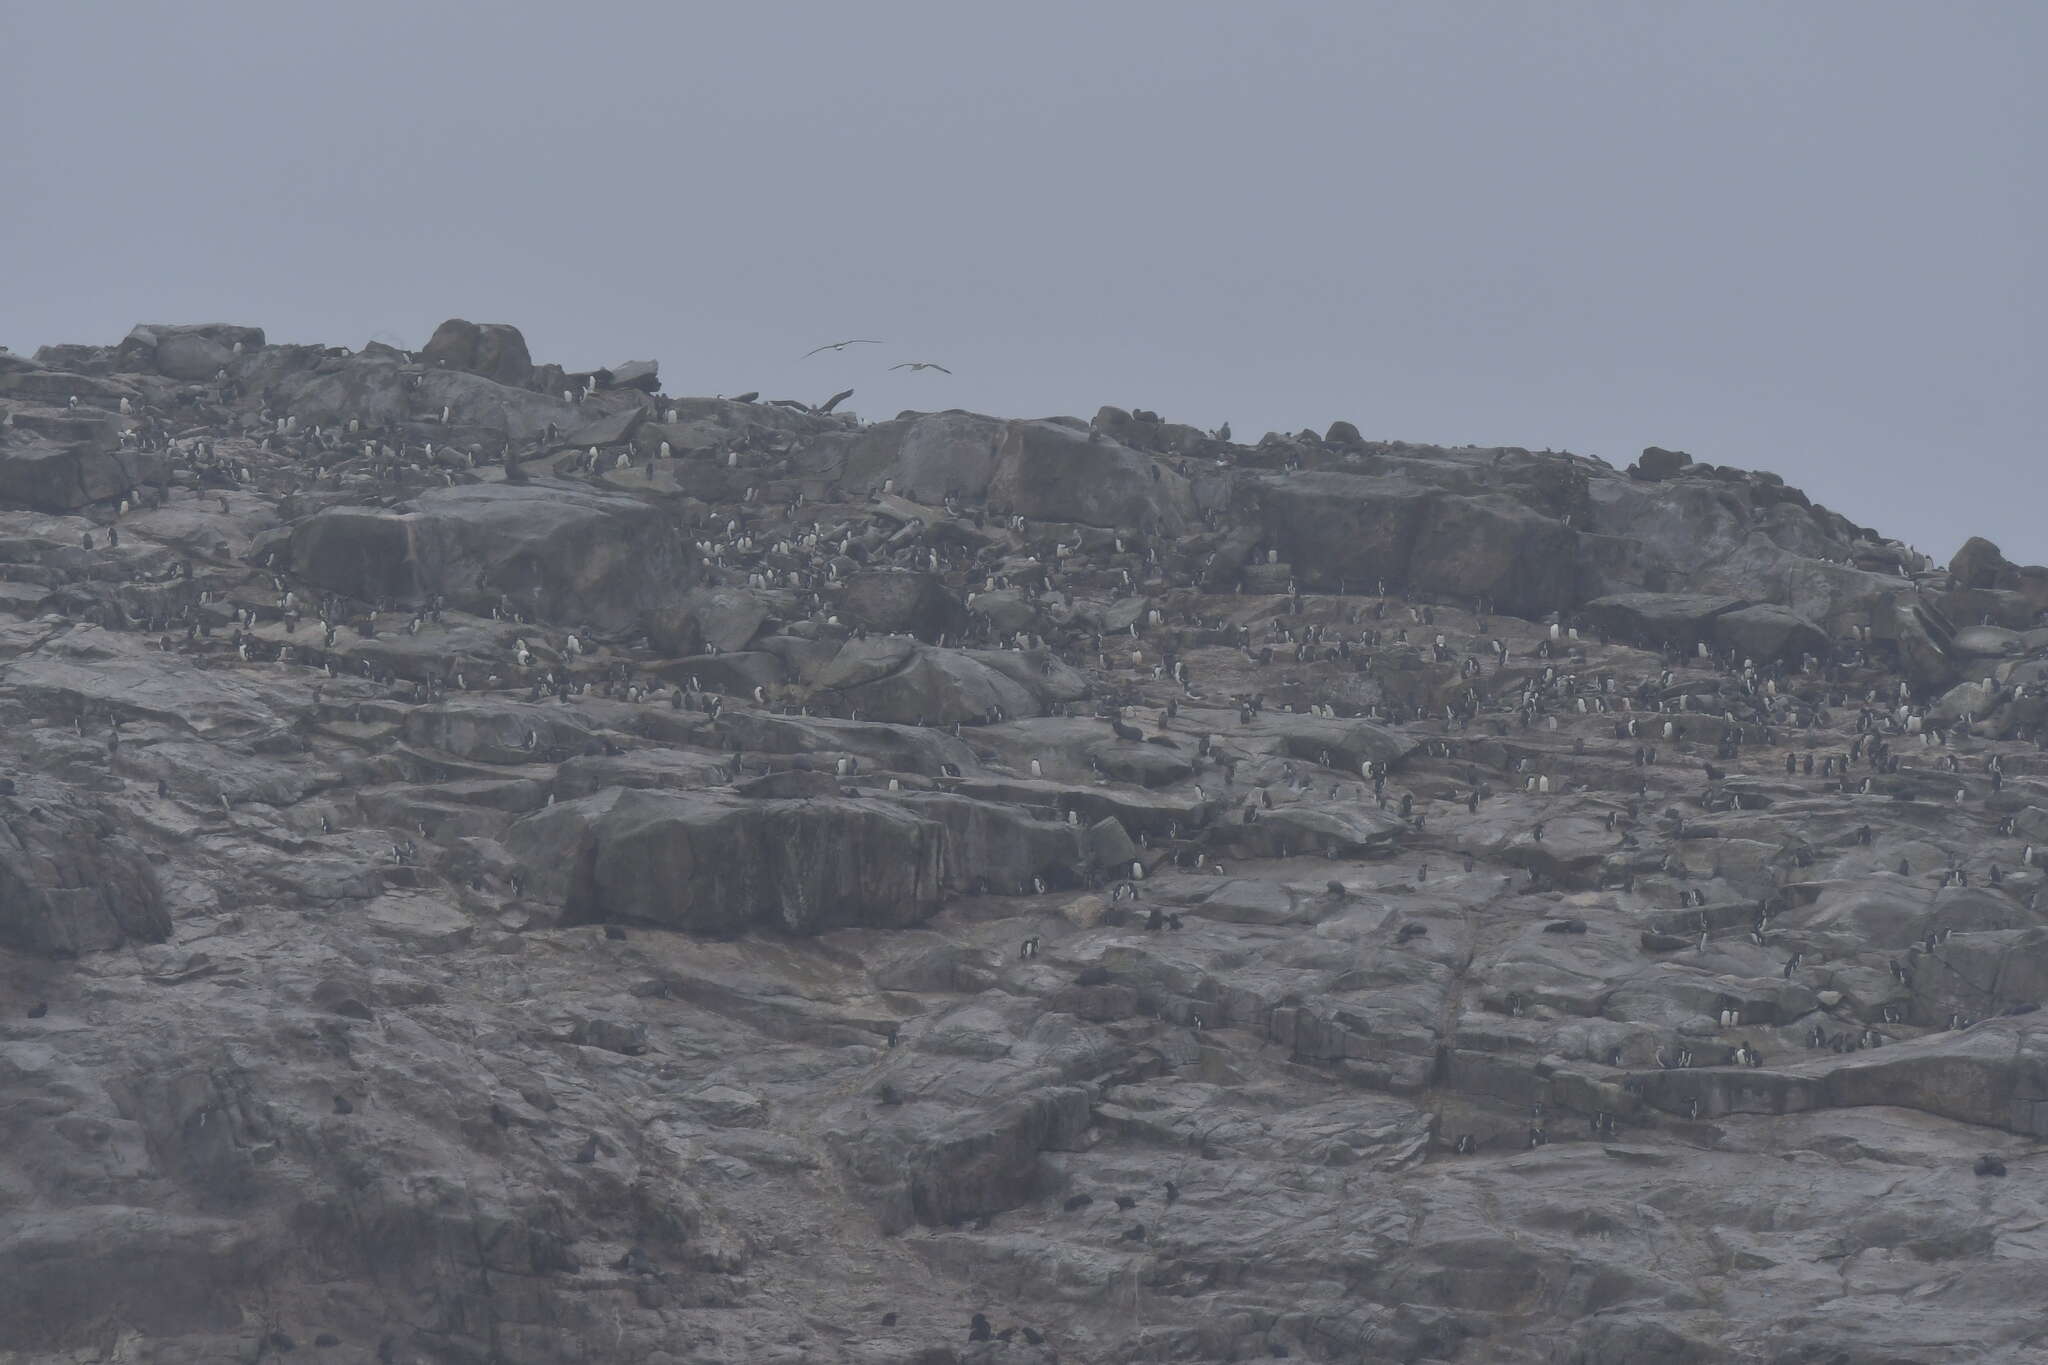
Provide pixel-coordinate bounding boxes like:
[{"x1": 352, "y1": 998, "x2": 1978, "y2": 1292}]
[
  {"x1": 565, "y1": 402, "x2": 645, "y2": 451},
  {"x1": 1949, "y1": 536, "x2": 2048, "y2": 618},
  {"x1": 506, "y1": 788, "x2": 942, "y2": 935},
  {"x1": 110, "y1": 324, "x2": 264, "y2": 382},
  {"x1": 1258, "y1": 471, "x2": 1583, "y2": 612},
  {"x1": 891, "y1": 792, "x2": 1087, "y2": 892},
  {"x1": 1633, "y1": 446, "x2": 1693, "y2": 480},
  {"x1": 153, "y1": 332, "x2": 232, "y2": 383},
  {"x1": 137, "y1": 323, "x2": 264, "y2": 352},
  {"x1": 1950, "y1": 625, "x2": 2027, "y2": 660},
  {"x1": 1951, "y1": 536, "x2": 2008, "y2": 591},
  {"x1": 1583, "y1": 593, "x2": 1747, "y2": 649},
  {"x1": 606, "y1": 359, "x2": 660, "y2": 393},
  {"x1": 287, "y1": 480, "x2": 690, "y2": 631},
  {"x1": 839, "y1": 570, "x2": 965, "y2": 643},
  {"x1": 0, "y1": 369, "x2": 129, "y2": 406},
  {"x1": 420, "y1": 319, "x2": 534, "y2": 387},
  {"x1": 0, "y1": 422, "x2": 164, "y2": 513},
  {"x1": 1265, "y1": 714, "x2": 1422, "y2": 772},
  {"x1": 1875, "y1": 593, "x2": 1961, "y2": 694},
  {"x1": 839, "y1": 413, "x2": 1197, "y2": 534},
  {"x1": 233, "y1": 347, "x2": 565, "y2": 445},
  {"x1": 121, "y1": 324, "x2": 264, "y2": 381},
  {"x1": 1711, "y1": 603, "x2": 1830, "y2": 663},
  {"x1": 988, "y1": 419, "x2": 1196, "y2": 534},
  {"x1": 644, "y1": 587, "x2": 770, "y2": 656}
]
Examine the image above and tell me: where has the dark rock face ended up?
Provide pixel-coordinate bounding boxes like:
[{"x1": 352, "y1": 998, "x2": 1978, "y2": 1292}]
[
  {"x1": 119, "y1": 324, "x2": 266, "y2": 381},
  {"x1": 907, "y1": 1086, "x2": 1093, "y2": 1224},
  {"x1": 990, "y1": 420, "x2": 1198, "y2": 534},
  {"x1": 1953, "y1": 535, "x2": 2008, "y2": 590},
  {"x1": 510, "y1": 788, "x2": 942, "y2": 934},
  {"x1": 154, "y1": 332, "x2": 233, "y2": 382},
  {"x1": 839, "y1": 569, "x2": 965, "y2": 642},
  {"x1": 1257, "y1": 471, "x2": 1585, "y2": 611},
  {"x1": 897, "y1": 791, "x2": 1086, "y2": 891},
  {"x1": 1952, "y1": 536, "x2": 2048, "y2": 618},
  {"x1": 1585, "y1": 591, "x2": 1747, "y2": 647},
  {"x1": 606, "y1": 358, "x2": 660, "y2": 393},
  {"x1": 420, "y1": 318, "x2": 534, "y2": 387},
  {"x1": 841, "y1": 412, "x2": 1199, "y2": 533},
  {"x1": 1712, "y1": 602, "x2": 1830, "y2": 663},
  {"x1": 4, "y1": 318, "x2": 2048, "y2": 1364},
  {"x1": 652, "y1": 586, "x2": 769, "y2": 655},
  {"x1": 1634, "y1": 445, "x2": 1693, "y2": 479},
  {"x1": 0, "y1": 420, "x2": 164, "y2": 512},
  {"x1": 0, "y1": 787, "x2": 167, "y2": 953},
  {"x1": 288, "y1": 480, "x2": 690, "y2": 631}
]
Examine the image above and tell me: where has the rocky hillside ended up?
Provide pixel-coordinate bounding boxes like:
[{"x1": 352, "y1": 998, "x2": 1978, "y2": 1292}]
[{"x1": 2, "y1": 320, "x2": 2045, "y2": 1365}]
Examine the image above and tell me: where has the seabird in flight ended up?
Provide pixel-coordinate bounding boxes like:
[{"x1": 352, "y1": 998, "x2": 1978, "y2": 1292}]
[{"x1": 803, "y1": 339, "x2": 884, "y2": 357}]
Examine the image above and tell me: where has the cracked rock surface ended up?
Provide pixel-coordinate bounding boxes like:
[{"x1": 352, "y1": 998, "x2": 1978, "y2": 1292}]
[{"x1": 1, "y1": 322, "x2": 2045, "y2": 1364}]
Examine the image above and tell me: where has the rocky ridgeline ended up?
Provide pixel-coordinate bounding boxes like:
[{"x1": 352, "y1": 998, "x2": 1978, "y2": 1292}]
[{"x1": 1, "y1": 320, "x2": 2046, "y2": 1364}]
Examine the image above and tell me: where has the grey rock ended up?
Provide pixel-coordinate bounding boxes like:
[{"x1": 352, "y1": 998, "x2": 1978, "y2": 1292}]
[
  {"x1": 420, "y1": 318, "x2": 534, "y2": 386},
  {"x1": 0, "y1": 317, "x2": 2042, "y2": 1365},
  {"x1": 509, "y1": 787, "x2": 943, "y2": 934},
  {"x1": 289, "y1": 480, "x2": 690, "y2": 631}
]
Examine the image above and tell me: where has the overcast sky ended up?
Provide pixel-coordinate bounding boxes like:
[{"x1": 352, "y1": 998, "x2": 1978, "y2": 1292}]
[{"x1": 5, "y1": 1, "x2": 2039, "y2": 563}]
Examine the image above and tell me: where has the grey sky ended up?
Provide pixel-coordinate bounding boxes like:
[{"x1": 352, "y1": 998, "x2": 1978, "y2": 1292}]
[{"x1": 6, "y1": 1, "x2": 2039, "y2": 563}]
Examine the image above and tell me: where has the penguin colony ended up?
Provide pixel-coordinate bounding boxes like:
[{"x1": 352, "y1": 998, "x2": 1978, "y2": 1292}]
[{"x1": 0, "y1": 323, "x2": 2043, "y2": 1361}]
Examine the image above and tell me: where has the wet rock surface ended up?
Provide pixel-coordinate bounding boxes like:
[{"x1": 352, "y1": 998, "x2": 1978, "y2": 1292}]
[{"x1": 0, "y1": 320, "x2": 2045, "y2": 1363}]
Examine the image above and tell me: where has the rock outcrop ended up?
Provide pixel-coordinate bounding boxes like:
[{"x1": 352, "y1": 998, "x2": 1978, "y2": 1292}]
[
  {"x1": 510, "y1": 787, "x2": 944, "y2": 933},
  {"x1": 419, "y1": 318, "x2": 534, "y2": 387},
  {"x1": 0, "y1": 318, "x2": 2043, "y2": 1364},
  {"x1": 288, "y1": 480, "x2": 691, "y2": 631}
]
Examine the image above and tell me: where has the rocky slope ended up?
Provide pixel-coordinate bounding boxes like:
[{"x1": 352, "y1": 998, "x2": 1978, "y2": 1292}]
[{"x1": 1, "y1": 320, "x2": 2045, "y2": 1365}]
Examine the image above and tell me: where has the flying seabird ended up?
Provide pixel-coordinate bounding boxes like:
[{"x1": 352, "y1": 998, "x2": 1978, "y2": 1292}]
[
  {"x1": 803, "y1": 339, "x2": 884, "y2": 357},
  {"x1": 889, "y1": 361, "x2": 952, "y2": 374}
]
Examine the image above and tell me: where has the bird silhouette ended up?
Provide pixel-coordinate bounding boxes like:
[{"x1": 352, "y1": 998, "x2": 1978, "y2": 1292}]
[
  {"x1": 890, "y1": 361, "x2": 952, "y2": 374},
  {"x1": 803, "y1": 339, "x2": 884, "y2": 357}
]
